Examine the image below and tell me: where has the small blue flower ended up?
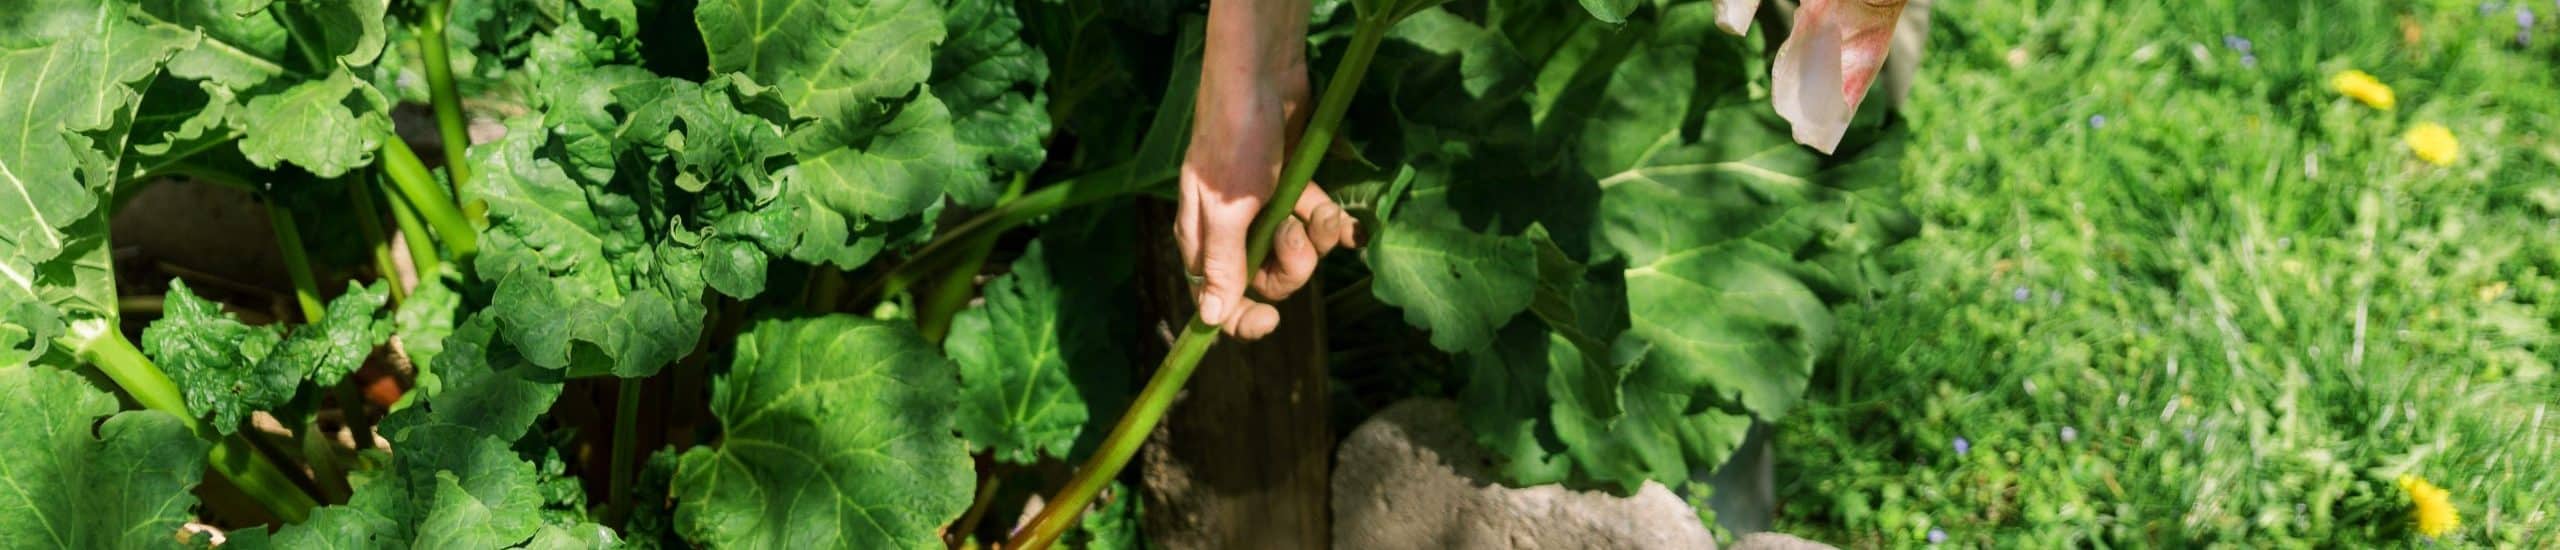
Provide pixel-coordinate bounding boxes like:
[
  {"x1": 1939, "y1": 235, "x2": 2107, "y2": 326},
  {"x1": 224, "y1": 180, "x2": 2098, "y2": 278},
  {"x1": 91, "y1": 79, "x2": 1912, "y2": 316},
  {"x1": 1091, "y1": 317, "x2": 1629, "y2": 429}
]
[
  {"x1": 2013, "y1": 287, "x2": 2032, "y2": 302},
  {"x1": 2239, "y1": 54, "x2": 2257, "y2": 68},
  {"x1": 2521, "y1": 7, "x2": 2538, "y2": 46},
  {"x1": 1928, "y1": 528, "x2": 1948, "y2": 544},
  {"x1": 2222, "y1": 35, "x2": 2252, "y2": 54},
  {"x1": 2089, "y1": 115, "x2": 2107, "y2": 129},
  {"x1": 1953, "y1": 436, "x2": 1971, "y2": 456}
]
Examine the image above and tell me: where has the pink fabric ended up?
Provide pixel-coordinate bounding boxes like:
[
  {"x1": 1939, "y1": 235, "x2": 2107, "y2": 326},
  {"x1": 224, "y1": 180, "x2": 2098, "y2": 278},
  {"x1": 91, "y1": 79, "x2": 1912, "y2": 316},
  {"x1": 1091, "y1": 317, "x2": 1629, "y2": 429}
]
[
  {"x1": 1715, "y1": 0, "x2": 1761, "y2": 36},
  {"x1": 1770, "y1": 0, "x2": 1906, "y2": 153}
]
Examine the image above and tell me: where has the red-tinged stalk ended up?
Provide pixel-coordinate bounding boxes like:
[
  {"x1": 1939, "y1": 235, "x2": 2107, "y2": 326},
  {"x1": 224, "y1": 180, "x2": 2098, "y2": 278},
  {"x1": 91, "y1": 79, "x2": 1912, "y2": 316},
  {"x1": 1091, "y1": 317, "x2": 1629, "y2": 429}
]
[
  {"x1": 915, "y1": 230, "x2": 1000, "y2": 344},
  {"x1": 605, "y1": 377, "x2": 645, "y2": 527},
  {"x1": 945, "y1": 456, "x2": 1006, "y2": 548},
  {"x1": 416, "y1": 0, "x2": 477, "y2": 207},
  {"x1": 1006, "y1": 16, "x2": 1393, "y2": 550},
  {"x1": 379, "y1": 134, "x2": 477, "y2": 260},
  {"x1": 916, "y1": 172, "x2": 1031, "y2": 343}
]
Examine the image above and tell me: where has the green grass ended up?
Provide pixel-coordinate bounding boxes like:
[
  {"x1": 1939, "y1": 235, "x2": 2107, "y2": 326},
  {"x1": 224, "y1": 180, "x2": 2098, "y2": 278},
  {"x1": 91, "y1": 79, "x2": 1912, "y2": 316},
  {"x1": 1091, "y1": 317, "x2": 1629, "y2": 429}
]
[{"x1": 1775, "y1": 0, "x2": 2560, "y2": 546}]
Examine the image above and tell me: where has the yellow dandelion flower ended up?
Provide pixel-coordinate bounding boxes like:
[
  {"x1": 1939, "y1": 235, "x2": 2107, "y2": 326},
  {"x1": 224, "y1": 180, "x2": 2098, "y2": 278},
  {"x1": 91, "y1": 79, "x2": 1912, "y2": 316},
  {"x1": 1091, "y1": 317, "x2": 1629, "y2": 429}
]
[
  {"x1": 2330, "y1": 70, "x2": 2397, "y2": 110},
  {"x1": 2477, "y1": 281, "x2": 2509, "y2": 303},
  {"x1": 2398, "y1": 474, "x2": 2461, "y2": 538},
  {"x1": 2404, "y1": 123, "x2": 2459, "y2": 167}
]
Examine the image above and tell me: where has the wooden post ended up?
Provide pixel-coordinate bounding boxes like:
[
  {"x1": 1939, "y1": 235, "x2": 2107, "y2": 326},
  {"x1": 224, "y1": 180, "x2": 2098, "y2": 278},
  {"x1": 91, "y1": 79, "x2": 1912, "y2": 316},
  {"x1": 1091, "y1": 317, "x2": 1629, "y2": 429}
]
[{"x1": 1134, "y1": 202, "x2": 1333, "y2": 549}]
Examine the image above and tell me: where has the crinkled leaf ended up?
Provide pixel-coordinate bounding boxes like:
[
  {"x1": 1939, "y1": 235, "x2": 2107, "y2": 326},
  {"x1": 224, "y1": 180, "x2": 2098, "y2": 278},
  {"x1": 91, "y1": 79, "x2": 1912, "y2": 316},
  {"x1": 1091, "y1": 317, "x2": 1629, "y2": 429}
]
[
  {"x1": 0, "y1": 365, "x2": 209, "y2": 549},
  {"x1": 610, "y1": 76, "x2": 792, "y2": 199},
  {"x1": 230, "y1": 426, "x2": 548, "y2": 549},
  {"x1": 673, "y1": 315, "x2": 970, "y2": 549},
  {"x1": 241, "y1": 505, "x2": 398, "y2": 548},
  {"x1": 405, "y1": 316, "x2": 563, "y2": 444},
  {"x1": 448, "y1": 0, "x2": 641, "y2": 84},
  {"x1": 232, "y1": 316, "x2": 566, "y2": 549},
  {"x1": 233, "y1": 71, "x2": 394, "y2": 177},
  {"x1": 522, "y1": 522, "x2": 625, "y2": 550},
  {"x1": 472, "y1": 116, "x2": 705, "y2": 378},
  {"x1": 476, "y1": 71, "x2": 814, "y2": 377},
  {"x1": 618, "y1": 450, "x2": 685, "y2": 548},
  {"x1": 391, "y1": 272, "x2": 461, "y2": 408},
  {"x1": 289, "y1": 281, "x2": 395, "y2": 386},
  {"x1": 946, "y1": 242, "x2": 1125, "y2": 464},
  {"x1": 1066, "y1": 483, "x2": 1142, "y2": 550},
  {"x1": 1461, "y1": 319, "x2": 1751, "y2": 493},
  {"x1": 142, "y1": 280, "x2": 286, "y2": 433},
  {"x1": 143, "y1": 280, "x2": 389, "y2": 433}
]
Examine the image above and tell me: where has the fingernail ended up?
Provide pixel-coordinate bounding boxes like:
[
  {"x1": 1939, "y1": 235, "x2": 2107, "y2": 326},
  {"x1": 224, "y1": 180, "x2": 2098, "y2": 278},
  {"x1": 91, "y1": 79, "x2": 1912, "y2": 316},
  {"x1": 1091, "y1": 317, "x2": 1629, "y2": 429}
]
[{"x1": 1201, "y1": 295, "x2": 1225, "y2": 322}]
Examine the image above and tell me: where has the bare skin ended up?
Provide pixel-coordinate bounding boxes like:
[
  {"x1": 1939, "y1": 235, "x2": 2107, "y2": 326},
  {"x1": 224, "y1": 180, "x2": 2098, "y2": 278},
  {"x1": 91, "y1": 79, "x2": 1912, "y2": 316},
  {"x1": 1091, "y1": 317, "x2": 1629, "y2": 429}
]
[
  {"x1": 1179, "y1": 0, "x2": 1359, "y2": 341},
  {"x1": 1176, "y1": 0, "x2": 1906, "y2": 340}
]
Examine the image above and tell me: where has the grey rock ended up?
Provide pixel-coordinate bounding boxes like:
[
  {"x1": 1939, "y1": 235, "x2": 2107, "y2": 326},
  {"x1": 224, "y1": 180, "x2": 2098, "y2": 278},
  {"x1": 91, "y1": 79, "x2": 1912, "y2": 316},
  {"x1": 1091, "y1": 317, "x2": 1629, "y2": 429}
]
[
  {"x1": 1332, "y1": 399, "x2": 1717, "y2": 549},
  {"x1": 1729, "y1": 533, "x2": 1837, "y2": 550}
]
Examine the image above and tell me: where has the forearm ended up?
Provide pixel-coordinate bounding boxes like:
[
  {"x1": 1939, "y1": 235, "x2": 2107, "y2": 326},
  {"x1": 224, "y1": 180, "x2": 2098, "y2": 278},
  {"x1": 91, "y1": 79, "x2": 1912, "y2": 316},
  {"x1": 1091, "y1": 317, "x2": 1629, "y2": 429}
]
[
  {"x1": 1204, "y1": 0, "x2": 1310, "y2": 82},
  {"x1": 1201, "y1": 0, "x2": 1314, "y2": 160}
]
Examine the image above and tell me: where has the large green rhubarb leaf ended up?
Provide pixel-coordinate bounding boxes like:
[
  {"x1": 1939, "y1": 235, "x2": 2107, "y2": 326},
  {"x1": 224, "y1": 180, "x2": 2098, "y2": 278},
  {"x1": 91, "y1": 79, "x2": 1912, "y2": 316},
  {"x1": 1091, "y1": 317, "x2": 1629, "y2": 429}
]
[
  {"x1": 696, "y1": 0, "x2": 941, "y2": 123},
  {"x1": 1354, "y1": 2, "x2": 1913, "y2": 490},
  {"x1": 1461, "y1": 317, "x2": 1753, "y2": 493},
  {"x1": 0, "y1": 5, "x2": 188, "y2": 333},
  {"x1": 1579, "y1": 13, "x2": 1835, "y2": 419},
  {"x1": 931, "y1": 0, "x2": 1051, "y2": 204},
  {"x1": 1365, "y1": 195, "x2": 1539, "y2": 353},
  {"x1": 697, "y1": 0, "x2": 988, "y2": 239},
  {"x1": 947, "y1": 241, "x2": 1128, "y2": 464},
  {"x1": 673, "y1": 315, "x2": 971, "y2": 549},
  {"x1": 0, "y1": 365, "x2": 209, "y2": 549}
]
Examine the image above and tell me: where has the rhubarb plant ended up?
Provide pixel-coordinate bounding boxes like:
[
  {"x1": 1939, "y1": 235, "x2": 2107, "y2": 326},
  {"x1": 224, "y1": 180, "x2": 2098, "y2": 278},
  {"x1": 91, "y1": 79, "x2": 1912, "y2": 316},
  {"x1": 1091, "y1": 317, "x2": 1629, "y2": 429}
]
[{"x1": 0, "y1": 0, "x2": 1909, "y2": 547}]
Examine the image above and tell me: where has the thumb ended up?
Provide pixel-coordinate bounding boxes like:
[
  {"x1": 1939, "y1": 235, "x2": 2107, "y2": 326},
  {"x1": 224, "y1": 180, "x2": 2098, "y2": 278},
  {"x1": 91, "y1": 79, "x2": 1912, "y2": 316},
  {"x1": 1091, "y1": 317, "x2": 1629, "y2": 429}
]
[{"x1": 1194, "y1": 198, "x2": 1257, "y2": 326}]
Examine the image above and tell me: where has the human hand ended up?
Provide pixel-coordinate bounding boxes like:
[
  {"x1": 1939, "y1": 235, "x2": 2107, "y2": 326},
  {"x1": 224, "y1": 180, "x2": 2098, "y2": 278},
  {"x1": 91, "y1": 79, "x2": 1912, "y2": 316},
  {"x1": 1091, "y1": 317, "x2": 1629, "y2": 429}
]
[{"x1": 1177, "y1": 0, "x2": 1358, "y2": 341}]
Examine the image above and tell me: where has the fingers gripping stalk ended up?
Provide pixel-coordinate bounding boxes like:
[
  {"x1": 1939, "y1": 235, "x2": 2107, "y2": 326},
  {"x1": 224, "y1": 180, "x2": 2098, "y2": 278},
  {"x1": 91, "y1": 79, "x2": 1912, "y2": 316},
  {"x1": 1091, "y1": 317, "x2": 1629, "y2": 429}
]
[{"x1": 1006, "y1": 14, "x2": 1394, "y2": 550}]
